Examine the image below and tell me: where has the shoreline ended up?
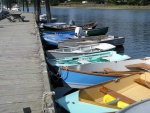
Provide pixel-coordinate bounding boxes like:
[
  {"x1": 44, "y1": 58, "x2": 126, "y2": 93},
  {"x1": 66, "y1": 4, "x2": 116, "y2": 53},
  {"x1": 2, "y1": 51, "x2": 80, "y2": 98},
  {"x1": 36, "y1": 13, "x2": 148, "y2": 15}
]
[{"x1": 50, "y1": 4, "x2": 150, "y2": 10}]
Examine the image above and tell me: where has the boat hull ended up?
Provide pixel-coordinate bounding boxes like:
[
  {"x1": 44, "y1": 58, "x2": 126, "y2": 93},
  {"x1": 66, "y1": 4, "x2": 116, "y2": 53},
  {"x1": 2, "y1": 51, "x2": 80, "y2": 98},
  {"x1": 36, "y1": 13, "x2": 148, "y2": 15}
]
[
  {"x1": 57, "y1": 91, "x2": 119, "y2": 113},
  {"x1": 47, "y1": 51, "x2": 130, "y2": 67},
  {"x1": 59, "y1": 69, "x2": 119, "y2": 88},
  {"x1": 58, "y1": 35, "x2": 125, "y2": 47},
  {"x1": 69, "y1": 58, "x2": 150, "y2": 72},
  {"x1": 43, "y1": 22, "x2": 98, "y2": 31},
  {"x1": 46, "y1": 43, "x2": 115, "y2": 59},
  {"x1": 117, "y1": 98, "x2": 150, "y2": 113}
]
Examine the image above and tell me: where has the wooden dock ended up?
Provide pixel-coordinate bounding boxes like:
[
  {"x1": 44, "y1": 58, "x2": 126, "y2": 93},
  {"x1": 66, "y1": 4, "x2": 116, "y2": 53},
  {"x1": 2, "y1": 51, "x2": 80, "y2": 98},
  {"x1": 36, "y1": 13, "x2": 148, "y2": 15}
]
[{"x1": 0, "y1": 12, "x2": 55, "y2": 113}]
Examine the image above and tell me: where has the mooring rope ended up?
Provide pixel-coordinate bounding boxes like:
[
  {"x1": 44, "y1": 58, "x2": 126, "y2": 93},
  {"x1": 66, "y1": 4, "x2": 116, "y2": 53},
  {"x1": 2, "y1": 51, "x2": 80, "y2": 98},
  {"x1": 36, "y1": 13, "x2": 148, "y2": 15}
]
[{"x1": 42, "y1": 91, "x2": 55, "y2": 113}]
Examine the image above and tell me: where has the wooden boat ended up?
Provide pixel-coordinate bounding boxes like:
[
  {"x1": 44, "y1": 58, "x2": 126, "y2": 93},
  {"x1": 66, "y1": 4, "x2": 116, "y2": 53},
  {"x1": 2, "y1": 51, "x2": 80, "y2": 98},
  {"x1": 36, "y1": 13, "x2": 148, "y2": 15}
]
[
  {"x1": 46, "y1": 43, "x2": 116, "y2": 59},
  {"x1": 56, "y1": 71, "x2": 150, "y2": 113},
  {"x1": 42, "y1": 34, "x2": 125, "y2": 47},
  {"x1": 117, "y1": 98, "x2": 150, "y2": 113},
  {"x1": 47, "y1": 51, "x2": 130, "y2": 67},
  {"x1": 43, "y1": 22, "x2": 98, "y2": 31},
  {"x1": 49, "y1": 57, "x2": 150, "y2": 88},
  {"x1": 58, "y1": 35, "x2": 125, "y2": 47},
  {"x1": 40, "y1": 27, "x2": 108, "y2": 36}
]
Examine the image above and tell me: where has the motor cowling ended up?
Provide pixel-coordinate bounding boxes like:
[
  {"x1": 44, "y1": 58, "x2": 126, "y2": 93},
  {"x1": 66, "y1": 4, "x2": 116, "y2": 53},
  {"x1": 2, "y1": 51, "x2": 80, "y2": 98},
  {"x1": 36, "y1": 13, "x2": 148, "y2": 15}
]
[{"x1": 75, "y1": 27, "x2": 86, "y2": 38}]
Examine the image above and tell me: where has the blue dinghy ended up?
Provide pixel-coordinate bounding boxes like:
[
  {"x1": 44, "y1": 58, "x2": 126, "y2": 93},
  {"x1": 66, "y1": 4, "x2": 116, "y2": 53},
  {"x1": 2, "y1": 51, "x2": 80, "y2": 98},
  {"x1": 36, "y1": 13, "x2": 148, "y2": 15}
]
[
  {"x1": 41, "y1": 34, "x2": 74, "y2": 46},
  {"x1": 57, "y1": 91, "x2": 119, "y2": 113},
  {"x1": 50, "y1": 57, "x2": 150, "y2": 88},
  {"x1": 40, "y1": 30, "x2": 75, "y2": 36}
]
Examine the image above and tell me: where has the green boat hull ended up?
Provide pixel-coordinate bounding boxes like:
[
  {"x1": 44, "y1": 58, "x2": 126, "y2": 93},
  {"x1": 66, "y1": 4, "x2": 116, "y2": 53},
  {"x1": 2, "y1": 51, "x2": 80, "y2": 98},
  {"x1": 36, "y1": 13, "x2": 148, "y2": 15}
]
[{"x1": 87, "y1": 27, "x2": 109, "y2": 36}]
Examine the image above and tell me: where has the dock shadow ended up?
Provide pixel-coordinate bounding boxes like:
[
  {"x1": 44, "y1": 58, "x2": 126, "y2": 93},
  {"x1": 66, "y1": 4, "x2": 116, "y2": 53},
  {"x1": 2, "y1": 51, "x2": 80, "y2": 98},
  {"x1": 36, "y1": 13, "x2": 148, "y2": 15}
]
[{"x1": 23, "y1": 107, "x2": 31, "y2": 113}]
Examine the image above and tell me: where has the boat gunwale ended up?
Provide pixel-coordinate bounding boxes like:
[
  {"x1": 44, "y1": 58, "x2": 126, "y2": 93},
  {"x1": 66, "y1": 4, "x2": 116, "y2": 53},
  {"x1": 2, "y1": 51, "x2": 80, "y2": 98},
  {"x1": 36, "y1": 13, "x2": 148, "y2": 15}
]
[{"x1": 61, "y1": 66, "x2": 144, "y2": 77}]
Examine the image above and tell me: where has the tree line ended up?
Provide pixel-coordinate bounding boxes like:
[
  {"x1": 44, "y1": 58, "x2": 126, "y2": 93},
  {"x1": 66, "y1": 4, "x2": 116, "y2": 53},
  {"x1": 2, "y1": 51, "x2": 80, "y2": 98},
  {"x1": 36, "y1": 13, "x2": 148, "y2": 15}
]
[
  {"x1": 2, "y1": 0, "x2": 150, "y2": 6},
  {"x1": 49, "y1": 0, "x2": 150, "y2": 6},
  {"x1": 43, "y1": 0, "x2": 150, "y2": 6}
]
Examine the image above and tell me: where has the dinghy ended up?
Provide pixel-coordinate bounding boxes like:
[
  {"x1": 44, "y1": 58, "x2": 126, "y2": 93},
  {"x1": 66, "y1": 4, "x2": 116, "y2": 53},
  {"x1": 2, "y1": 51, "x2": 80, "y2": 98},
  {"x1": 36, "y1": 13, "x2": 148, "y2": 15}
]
[
  {"x1": 46, "y1": 43, "x2": 116, "y2": 59},
  {"x1": 47, "y1": 51, "x2": 130, "y2": 67},
  {"x1": 42, "y1": 34, "x2": 125, "y2": 47},
  {"x1": 56, "y1": 71, "x2": 150, "y2": 113},
  {"x1": 49, "y1": 57, "x2": 150, "y2": 88},
  {"x1": 43, "y1": 22, "x2": 98, "y2": 30},
  {"x1": 58, "y1": 35, "x2": 125, "y2": 47}
]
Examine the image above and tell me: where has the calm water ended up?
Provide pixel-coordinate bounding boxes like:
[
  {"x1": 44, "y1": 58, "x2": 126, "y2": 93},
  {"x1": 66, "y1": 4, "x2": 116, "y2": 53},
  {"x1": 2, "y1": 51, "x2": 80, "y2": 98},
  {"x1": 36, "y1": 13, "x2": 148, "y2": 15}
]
[
  {"x1": 23, "y1": 7, "x2": 150, "y2": 112},
  {"x1": 28, "y1": 7, "x2": 150, "y2": 59}
]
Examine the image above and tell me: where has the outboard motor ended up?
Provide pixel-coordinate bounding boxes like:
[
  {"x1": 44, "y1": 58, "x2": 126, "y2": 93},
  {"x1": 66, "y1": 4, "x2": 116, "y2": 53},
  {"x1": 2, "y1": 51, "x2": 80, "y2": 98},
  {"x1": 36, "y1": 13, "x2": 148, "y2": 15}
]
[{"x1": 75, "y1": 27, "x2": 86, "y2": 38}]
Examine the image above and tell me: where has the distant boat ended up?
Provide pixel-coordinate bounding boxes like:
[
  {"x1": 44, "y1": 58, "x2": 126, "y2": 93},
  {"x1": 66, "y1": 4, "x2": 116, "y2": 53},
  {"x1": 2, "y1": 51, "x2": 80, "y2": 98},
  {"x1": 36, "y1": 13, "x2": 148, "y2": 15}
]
[
  {"x1": 43, "y1": 22, "x2": 98, "y2": 31},
  {"x1": 47, "y1": 51, "x2": 130, "y2": 67},
  {"x1": 56, "y1": 71, "x2": 150, "y2": 113},
  {"x1": 49, "y1": 57, "x2": 150, "y2": 88},
  {"x1": 39, "y1": 14, "x2": 57, "y2": 23},
  {"x1": 11, "y1": 4, "x2": 21, "y2": 11},
  {"x1": 46, "y1": 43, "x2": 116, "y2": 59}
]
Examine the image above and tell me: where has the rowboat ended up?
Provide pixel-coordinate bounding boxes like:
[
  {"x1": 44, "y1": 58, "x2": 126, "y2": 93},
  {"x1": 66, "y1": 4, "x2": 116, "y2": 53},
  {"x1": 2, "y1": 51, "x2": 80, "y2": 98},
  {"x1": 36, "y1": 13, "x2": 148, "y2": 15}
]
[
  {"x1": 117, "y1": 98, "x2": 150, "y2": 113},
  {"x1": 41, "y1": 27, "x2": 109, "y2": 43},
  {"x1": 49, "y1": 57, "x2": 150, "y2": 88},
  {"x1": 56, "y1": 71, "x2": 150, "y2": 113},
  {"x1": 47, "y1": 51, "x2": 130, "y2": 67},
  {"x1": 58, "y1": 35, "x2": 125, "y2": 47},
  {"x1": 40, "y1": 27, "x2": 108, "y2": 36},
  {"x1": 43, "y1": 22, "x2": 98, "y2": 30},
  {"x1": 46, "y1": 43, "x2": 116, "y2": 59},
  {"x1": 40, "y1": 30, "x2": 75, "y2": 35},
  {"x1": 41, "y1": 34, "x2": 74, "y2": 47},
  {"x1": 42, "y1": 34, "x2": 125, "y2": 47}
]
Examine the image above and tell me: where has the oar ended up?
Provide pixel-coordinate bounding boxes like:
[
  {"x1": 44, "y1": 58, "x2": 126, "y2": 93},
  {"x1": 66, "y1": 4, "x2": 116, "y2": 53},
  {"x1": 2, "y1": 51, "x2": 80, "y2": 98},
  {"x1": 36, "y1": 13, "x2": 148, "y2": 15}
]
[{"x1": 92, "y1": 71, "x2": 144, "y2": 76}]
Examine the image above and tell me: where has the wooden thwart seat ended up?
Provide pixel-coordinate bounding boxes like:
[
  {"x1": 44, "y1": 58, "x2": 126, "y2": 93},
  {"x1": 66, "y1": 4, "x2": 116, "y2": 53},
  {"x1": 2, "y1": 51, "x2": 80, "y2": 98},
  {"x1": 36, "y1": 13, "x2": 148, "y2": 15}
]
[
  {"x1": 125, "y1": 63, "x2": 150, "y2": 71},
  {"x1": 134, "y1": 78, "x2": 150, "y2": 88},
  {"x1": 103, "y1": 68, "x2": 115, "y2": 72},
  {"x1": 99, "y1": 86, "x2": 136, "y2": 104}
]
